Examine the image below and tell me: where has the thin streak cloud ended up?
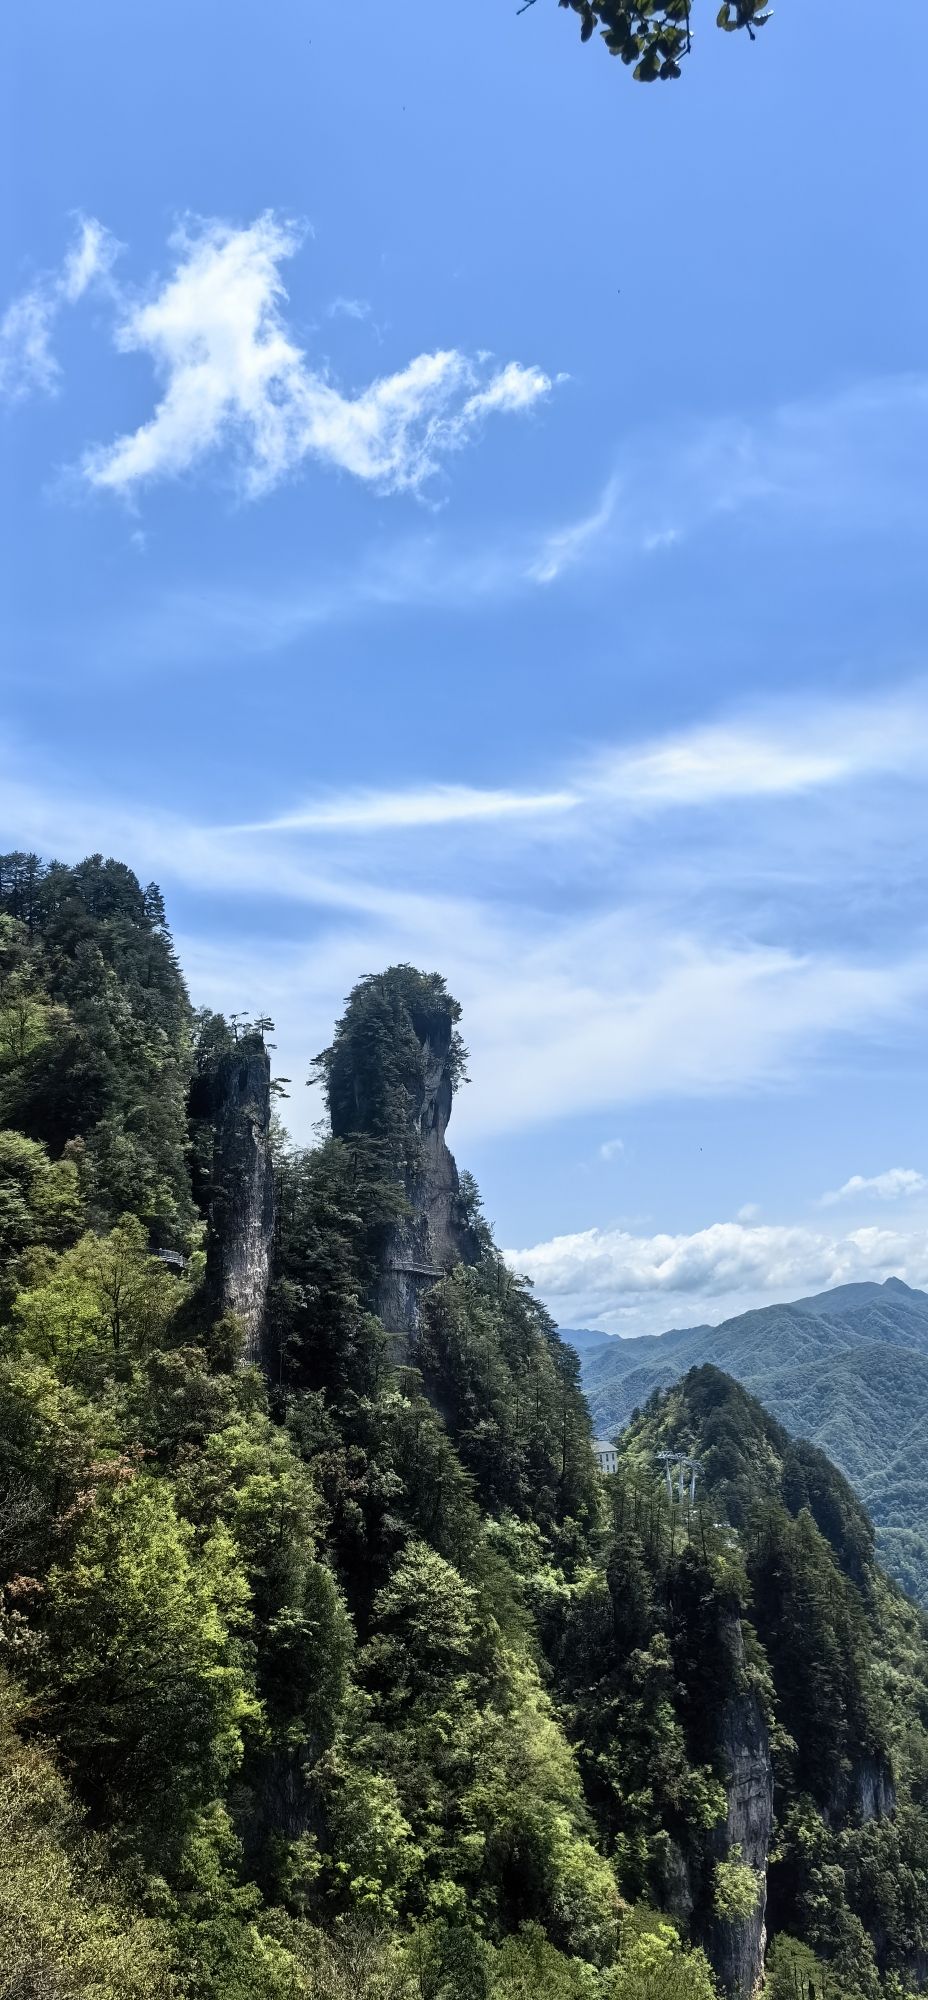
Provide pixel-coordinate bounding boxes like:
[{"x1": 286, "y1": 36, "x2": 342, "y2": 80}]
[
  {"x1": 4, "y1": 682, "x2": 928, "y2": 1162},
  {"x1": 239, "y1": 783, "x2": 578, "y2": 835}
]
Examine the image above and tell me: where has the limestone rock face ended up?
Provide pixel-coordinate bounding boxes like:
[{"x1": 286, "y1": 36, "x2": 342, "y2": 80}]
[
  {"x1": 827, "y1": 1751, "x2": 897, "y2": 1827},
  {"x1": 201, "y1": 1042, "x2": 275, "y2": 1368},
  {"x1": 331, "y1": 1013, "x2": 478, "y2": 1346},
  {"x1": 706, "y1": 1616, "x2": 774, "y2": 2000}
]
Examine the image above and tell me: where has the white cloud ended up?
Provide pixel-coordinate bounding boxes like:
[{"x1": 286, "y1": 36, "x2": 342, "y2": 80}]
[
  {"x1": 74, "y1": 369, "x2": 928, "y2": 664},
  {"x1": 737, "y1": 1202, "x2": 760, "y2": 1222},
  {"x1": 520, "y1": 375, "x2": 928, "y2": 590},
  {"x1": 240, "y1": 781, "x2": 576, "y2": 835},
  {"x1": 504, "y1": 1215, "x2": 928, "y2": 1333},
  {"x1": 599, "y1": 1138, "x2": 625, "y2": 1161},
  {"x1": 595, "y1": 702, "x2": 925, "y2": 812},
  {"x1": 60, "y1": 216, "x2": 120, "y2": 303},
  {"x1": 821, "y1": 1167, "x2": 928, "y2": 1206},
  {"x1": 528, "y1": 477, "x2": 618, "y2": 584},
  {"x1": 327, "y1": 296, "x2": 371, "y2": 321},
  {"x1": 0, "y1": 290, "x2": 60, "y2": 400},
  {"x1": 0, "y1": 215, "x2": 119, "y2": 402},
  {"x1": 196, "y1": 687, "x2": 928, "y2": 840},
  {"x1": 4, "y1": 681, "x2": 928, "y2": 1169},
  {"x1": 81, "y1": 213, "x2": 554, "y2": 498},
  {"x1": 457, "y1": 359, "x2": 559, "y2": 425}
]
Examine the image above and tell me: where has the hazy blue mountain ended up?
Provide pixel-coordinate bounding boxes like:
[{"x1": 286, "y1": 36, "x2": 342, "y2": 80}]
[
  {"x1": 557, "y1": 1325, "x2": 622, "y2": 1353},
  {"x1": 577, "y1": 1278, "x2": 928, "y2": 1605}
]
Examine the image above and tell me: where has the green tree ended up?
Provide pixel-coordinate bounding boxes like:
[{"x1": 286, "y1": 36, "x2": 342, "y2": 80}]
[
  {"x1": 40, "y1": 1471, "x2": 257, "y2": 1858},
  {"x1": 609, "y1": 1917, "x2": 718, "y2": 1996},
  {"x1": 13, "y1": 1217, "x2": 180, "y2": 1368}
]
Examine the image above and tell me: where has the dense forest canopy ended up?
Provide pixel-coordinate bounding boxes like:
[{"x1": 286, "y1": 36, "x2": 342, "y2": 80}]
[
  {"x1": 1, "y1": 852, "x2": 928, "y2": 2000},
  {"x1": 581, "y1": 1288, "x2": 928, "y2": 1610}
]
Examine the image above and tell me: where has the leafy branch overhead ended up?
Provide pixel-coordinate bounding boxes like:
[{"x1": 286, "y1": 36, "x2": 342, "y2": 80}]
[{"x1": 552, "y1": 0, "x2": 773, "y2": 80}]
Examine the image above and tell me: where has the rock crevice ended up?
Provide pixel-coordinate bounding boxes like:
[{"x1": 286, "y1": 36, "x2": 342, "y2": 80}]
[
  {"x1": 329, "y1": 1007, "x2": 478, "y2": 1346},
  {"x1": 705, "y1": 1617, "x2": 774, "y2": 2000},
  {"x1": 197, "y1": 1041, "x2": 275, "y2": 1368}
]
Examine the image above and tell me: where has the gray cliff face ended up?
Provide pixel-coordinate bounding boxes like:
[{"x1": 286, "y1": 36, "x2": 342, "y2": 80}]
[
  {"x1": 853, "y1": 1756, "x2": 896, "y2": 1824},
  {"x1": 663, "y1": 1840, "x2": 696, "y2": 1931},
  {"x1": 204, "y1": 1043, "x2": 275, "y2": 1368},
  {"x1": 826, "y1": 1751, "x2": 896, "y2": 1827},
  {"x1": 371, "y1": 1033, "x2": 478, "y2": 1346},
  {"x1": 705, "y1": 1617, "x2": 774, "y2": 2000}
]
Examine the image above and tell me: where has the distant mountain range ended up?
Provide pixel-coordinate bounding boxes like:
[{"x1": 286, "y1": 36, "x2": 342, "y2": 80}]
[
  {"x1": 573, "y1": 1278, "x2": 928, "y2": 1607},
  {"x1": 559, "y1": 1324, "x2": 623, "y2": 1352}
]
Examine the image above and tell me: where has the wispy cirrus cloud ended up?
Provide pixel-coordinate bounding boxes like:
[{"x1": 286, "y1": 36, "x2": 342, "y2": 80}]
[
  {"x1": 238, "y1": 781, "x2": 576, "y2": 836},
  {"x1": 215, "y1": 686, "x2": 928, "y2": 838},
  {"x1": 821, "y1": 1167, "x2": 928, "y2": 1206},
  {"x1": 0, "y1": 215, "x2": 120, "y2": 402},
  {"x1": 79, "y1": 366, "x2": 928, "y2": 672},
  {"x1": 519, "y1": 374, "x2": 928, "y2": 591},
  {"x1": 3, "y1": 682, "x2": 928, "y2": 1170},
  {"x1": 527, "y1": 476, "x2": 618, "y2": 584},
  {"x1": 326, "y1": 296, "x2": 371, "y2": 321},
  {"x1": 80, "y1": 213, "x2": 554, "y2": 499}
]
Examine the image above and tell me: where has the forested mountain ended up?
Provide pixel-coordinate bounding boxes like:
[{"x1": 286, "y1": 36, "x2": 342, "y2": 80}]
[
  {"x1": 580, "y1": 1283, "x2": 928, "y2": 1607},
  {"x1": 2, "y1": 851, "x2": 928, "y2": 1999},
  {"x1": 560, "y1": 1326, "x2": 625, "y2": 1353}
]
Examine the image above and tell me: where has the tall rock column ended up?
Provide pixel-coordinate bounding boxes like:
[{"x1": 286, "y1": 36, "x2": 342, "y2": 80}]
[
  {"x1": 371, "y1": 1025, "x2": 479, "y2": 1345},
  {"x1": 323, "y1": 968, "x2": 479, "y2": 1350},
  {"x1": 201, "y1": 1040, "x2": 275, "y2": 1368},
  {"x1": 706, "y1": 1616, "x2": 774, "y2": 2000}
]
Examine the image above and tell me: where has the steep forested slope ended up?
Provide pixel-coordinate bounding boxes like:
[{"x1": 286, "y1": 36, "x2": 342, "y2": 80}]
[
  {"x1": 2, "y1": 851, "x2": 928, "y2": 2000},
  {"x1": 581, "y1": 1285, "x2": 928, "y2": 1605}
]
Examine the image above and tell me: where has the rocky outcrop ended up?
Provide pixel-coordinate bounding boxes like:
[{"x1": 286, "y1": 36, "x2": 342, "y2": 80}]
[
  {"x1": 825, "y1": 1750, "x2": 896, "y2": 1827},
  {"x1": 853, "y1": 1755, "x2": 896, "y2": 1823},
  {"x1": 706, "y1": 1617, "x2": 774, "y2": 2000},
  {"x1": 198, "y1": 1041, "x2": 275, "y2": 1368},
  {"x1": 663, "y1": 1840, "x2": 696, "y2": 1931},
  {"x1": 330, "y1": 1007, "x2": 478, "y2": 1348}
]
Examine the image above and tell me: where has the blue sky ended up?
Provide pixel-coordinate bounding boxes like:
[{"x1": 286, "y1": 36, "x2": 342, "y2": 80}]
[{"x1": 3, "y1": 0, "x2": 928, "y2": 1333}]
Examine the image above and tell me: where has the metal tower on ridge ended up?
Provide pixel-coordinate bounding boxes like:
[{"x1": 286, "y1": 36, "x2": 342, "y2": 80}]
[{"x1": 656, "y1": 1450, "x2": 699, "y2": 1504}]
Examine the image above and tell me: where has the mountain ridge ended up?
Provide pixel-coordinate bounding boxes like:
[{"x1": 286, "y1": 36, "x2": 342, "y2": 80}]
[{"x1": 579, "y1": 1278, "x2": 928, "y2": 1605}]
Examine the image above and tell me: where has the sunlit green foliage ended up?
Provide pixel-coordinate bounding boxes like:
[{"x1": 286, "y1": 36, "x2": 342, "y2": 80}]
[
  {"x1": 11, "y1": 1215, "x2": 180, "y2": 1369},
  {"x1": 0, "y1": 852, "x2": 195, "y2": 1242},
  {"x1": 608, "y1": 1913, "x2": 718, "y2": 1996},
  {"x1": 2, "y1": 873, "x2": 928, "y2": 1999},
  {"x1": 0, "y1": 1670, "x2": 177, "y2": 1999}
]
